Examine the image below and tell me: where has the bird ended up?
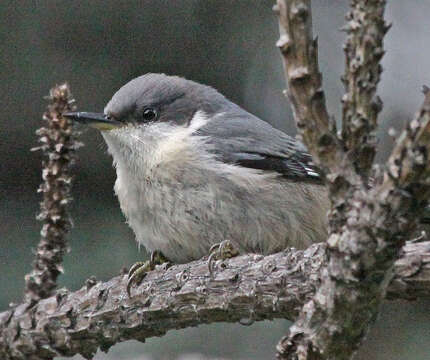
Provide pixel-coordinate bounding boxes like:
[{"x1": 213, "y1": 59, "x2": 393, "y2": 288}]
[{"x1": 64, "y1": 73, "x2": 329, "y2": 294}]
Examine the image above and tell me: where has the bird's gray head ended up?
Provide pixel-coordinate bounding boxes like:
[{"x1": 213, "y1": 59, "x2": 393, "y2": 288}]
[
  {"x1": 64, "y1": 73, "x2": 246, "y2": 176},
  {"x1": 65, "y1": 73, "x2": 230, "y2": 131}
]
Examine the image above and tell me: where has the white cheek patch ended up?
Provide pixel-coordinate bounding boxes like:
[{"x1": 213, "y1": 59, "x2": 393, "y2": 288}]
[
  {"x1": 142, "y1": 114, "x2": 209, "y2": 170},
  {"x1": 102, "y1": 111, "x2": 216, "y2": 175},
  {"x1": 189, "y1": 110, "x2": 210, "y2": 132}
]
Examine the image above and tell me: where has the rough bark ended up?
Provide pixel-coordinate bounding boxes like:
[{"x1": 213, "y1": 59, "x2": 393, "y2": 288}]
[
  {"x1": 1, "y1": 241, "x2": 430, "y2": 360},
  {"x1": 341, "y1": 0, "x2": 388, "y2": 177},
  {"x1": 273, "y1": 0, "x2": 344, "y2": 175},
  {"x1": 275, "y1": 1, "x2": 430, "y2": 359},
  {"x1": 25, "y1": 84, "x2": 81, "y2": 303}
]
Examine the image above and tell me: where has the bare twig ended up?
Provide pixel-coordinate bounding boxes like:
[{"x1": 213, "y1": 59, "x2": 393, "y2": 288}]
[
  {"x1": 24, "y1": 84, "x2": 80, "y2": 303},
  {"x1": 382, "y1": 86, "x2": 430, "y2": 192},
  {"x1": 273, "y1": 0, "x2": 343, "y2": 175},
  {"x1": 341, "y1": 0, "x2": 389, "y2": 177},
  {"x1": 273, "y1": 0, "x2": 358, "y2": 235},
  {"x1": 1, "y1": 242, "x2": 430, "y2": 360}
]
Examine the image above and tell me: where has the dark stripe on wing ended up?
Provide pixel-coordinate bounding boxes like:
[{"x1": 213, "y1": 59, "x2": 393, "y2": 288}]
[{"x1": 228, "y1": 152, "x2": 323, "y2": 184}]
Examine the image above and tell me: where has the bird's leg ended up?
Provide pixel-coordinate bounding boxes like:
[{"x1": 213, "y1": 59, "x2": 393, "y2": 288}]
[
  {"x1": 127, "y1": 250, "x2": 170, "y2": 296},
  {"x1": 208, "y1": 240, "x2": 239, "y2": 277}
]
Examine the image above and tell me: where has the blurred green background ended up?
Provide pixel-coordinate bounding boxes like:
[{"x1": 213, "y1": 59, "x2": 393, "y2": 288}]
[{"x1": 1, "y1": 1, "x2": 430, "y2": 359}]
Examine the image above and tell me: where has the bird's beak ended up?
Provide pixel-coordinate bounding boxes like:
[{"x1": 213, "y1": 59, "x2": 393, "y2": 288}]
[{"x1": 63, "y1": 112, "x2": 123, "y2": 131}]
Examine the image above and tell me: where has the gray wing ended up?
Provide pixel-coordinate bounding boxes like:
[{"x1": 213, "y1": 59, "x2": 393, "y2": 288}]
[{"x1": 194, "y1": 109, "x2": 323, "y2": 184}]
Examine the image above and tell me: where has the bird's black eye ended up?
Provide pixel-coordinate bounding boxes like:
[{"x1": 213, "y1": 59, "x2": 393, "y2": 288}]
[{"x1": 142, "y1": 108, "x2": 157, "y2": 123}]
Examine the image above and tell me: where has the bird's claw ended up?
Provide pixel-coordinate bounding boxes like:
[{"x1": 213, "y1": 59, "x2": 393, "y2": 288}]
[
  {"x1": 208, "y1": 240, "x2": 239, "y2": 277},
  {"x1": 127, "y1": 261, "x2": 152, "y2": 297},
  {"x1": 126, "y1": 250, "x2": 169, "y2": 297}
]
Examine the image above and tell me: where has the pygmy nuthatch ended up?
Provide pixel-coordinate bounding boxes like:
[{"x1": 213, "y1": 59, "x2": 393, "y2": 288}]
[{"x1": 65, "y1": 74, "x2": 329, "y2": 290}]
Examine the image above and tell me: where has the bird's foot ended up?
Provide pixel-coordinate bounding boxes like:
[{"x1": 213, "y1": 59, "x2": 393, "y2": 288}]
[
  {"x1": 208, "y1": 240, "x2": 239, "y2": 277},
  {"x1": 127, "y1": 250, "x2": 169, "y2": 297}
]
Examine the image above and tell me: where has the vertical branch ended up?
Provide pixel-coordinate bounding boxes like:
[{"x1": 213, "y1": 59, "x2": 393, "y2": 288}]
[
  {"x1": 377, "y1": 86, "x2": 430, "y2": 234},
  {"x1": 273, "y1": 0, "x2": 343, "y2": 174},
  {"x1": 24, "y1": 84, "x2": 81, "y2": 303},
  {"x1": 341, "y1": 0, "x2": 389, "y2": 178},
  {"x1": 274, "y1": 0, "x2": 358, "y2": 236},
  {"x1": 383, "y1": 86, "x2": 430, "y2": 189}
]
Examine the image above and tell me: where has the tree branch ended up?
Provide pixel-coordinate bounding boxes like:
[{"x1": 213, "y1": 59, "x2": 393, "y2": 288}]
[
  {"x1": 273, "y1": 0, "x2": 343, "y2": 174},
  {"x1": 275, "y1": 1, "x2": 430, "y2": 359},
  {"x1": 341, "y1": 0, "x2": 389, "y2": 177},
  {"x1": 273, "y1": 0, "x2": 359, "y2": 233},
  {"x1": 1, "y1": 241, "x2": 430, "y2": 360}
]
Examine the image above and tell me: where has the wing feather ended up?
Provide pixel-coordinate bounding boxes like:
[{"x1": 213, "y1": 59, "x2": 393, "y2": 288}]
[{"x1": 194, "y1": 110, "x2": 323, "y2": 184}]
